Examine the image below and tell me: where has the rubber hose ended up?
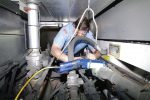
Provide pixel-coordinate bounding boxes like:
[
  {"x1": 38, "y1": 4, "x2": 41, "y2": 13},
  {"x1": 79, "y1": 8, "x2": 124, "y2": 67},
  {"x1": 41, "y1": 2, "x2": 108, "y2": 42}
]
[{"x1": 68, "y1": 36, "x2": 97, "y2": 61}]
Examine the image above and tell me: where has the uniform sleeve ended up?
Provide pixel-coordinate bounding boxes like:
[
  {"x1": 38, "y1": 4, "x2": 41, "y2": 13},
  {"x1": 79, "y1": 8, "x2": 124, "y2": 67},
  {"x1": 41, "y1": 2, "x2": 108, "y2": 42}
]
[
  {"x1": 86, "y1": 31, "x2": 96, "y2": 52},
  {"x1": 53, "y1": 27, "x2": 68, "y2": 49}
]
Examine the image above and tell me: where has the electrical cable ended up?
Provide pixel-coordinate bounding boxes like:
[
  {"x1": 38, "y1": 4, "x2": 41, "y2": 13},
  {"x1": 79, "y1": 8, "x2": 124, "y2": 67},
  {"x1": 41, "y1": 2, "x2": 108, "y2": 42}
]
[
  {"x1": 58, "y1": 0, "x2": 98, "y2": 60},
  {"x1": 14, "y1": 66, "x2": 59, "y2": 100},
  {"x1": 88, "y1": 0, "x2": 91, "y2": 8}
]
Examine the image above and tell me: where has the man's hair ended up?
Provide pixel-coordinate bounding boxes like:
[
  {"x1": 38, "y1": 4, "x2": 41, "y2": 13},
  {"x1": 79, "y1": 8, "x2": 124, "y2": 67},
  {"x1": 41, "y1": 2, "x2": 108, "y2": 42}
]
[{"x1": 74, "y1": 17, "x2": 90, "y2": 32}]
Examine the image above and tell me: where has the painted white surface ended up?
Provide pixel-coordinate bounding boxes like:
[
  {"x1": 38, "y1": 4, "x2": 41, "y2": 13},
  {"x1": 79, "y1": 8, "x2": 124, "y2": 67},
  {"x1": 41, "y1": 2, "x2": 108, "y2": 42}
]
[{"x1": 98, "y1": 40, "x2": 150, "y2": 72}]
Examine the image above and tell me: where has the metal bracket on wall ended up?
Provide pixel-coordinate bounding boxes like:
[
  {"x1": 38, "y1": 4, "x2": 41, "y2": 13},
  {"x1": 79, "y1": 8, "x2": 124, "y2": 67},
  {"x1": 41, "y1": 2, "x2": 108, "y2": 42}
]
[{"x1": 109, "y1": 43, "x2": 120, "y2": 58}]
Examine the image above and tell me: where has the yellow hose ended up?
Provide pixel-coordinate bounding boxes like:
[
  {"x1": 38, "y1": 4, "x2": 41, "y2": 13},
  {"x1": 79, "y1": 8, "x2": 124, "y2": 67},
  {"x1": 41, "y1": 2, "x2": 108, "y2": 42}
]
[{"x1": 15, "y1": 66, "x2": 59, "y2": 100}]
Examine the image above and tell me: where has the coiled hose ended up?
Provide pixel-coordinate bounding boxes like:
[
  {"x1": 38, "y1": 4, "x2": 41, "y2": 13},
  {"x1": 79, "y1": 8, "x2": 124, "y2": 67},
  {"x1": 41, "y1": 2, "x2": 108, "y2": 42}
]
[{"x1": 68, "y1": 36, "x2": 98, "y2": 61}]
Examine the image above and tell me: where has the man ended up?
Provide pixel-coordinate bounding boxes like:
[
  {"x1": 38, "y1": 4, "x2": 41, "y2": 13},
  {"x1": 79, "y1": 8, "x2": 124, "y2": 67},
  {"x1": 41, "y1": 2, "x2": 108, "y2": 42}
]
[{"x1": 51, "y1": 17, "x2": 101, "y2": 62}]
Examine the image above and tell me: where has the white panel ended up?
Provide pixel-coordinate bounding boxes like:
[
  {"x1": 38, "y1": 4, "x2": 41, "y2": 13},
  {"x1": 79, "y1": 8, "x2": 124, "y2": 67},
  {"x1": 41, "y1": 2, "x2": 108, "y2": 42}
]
[{"x1": 98, "y1": 40, "x2": 150, "y2": 73}]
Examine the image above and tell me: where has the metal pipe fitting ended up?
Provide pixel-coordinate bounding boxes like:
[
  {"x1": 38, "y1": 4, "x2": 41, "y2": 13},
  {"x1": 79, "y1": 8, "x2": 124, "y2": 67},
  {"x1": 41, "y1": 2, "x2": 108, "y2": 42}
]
[{"x1": 26, "y1": 0, "x2": 42, "y2": 78}]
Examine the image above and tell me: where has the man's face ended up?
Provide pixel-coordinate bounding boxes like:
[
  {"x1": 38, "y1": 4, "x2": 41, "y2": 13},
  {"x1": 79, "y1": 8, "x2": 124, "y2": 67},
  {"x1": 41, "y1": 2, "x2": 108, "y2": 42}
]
[{"x1": 76, "y1": 29, "x2": 87, "y2": 37}]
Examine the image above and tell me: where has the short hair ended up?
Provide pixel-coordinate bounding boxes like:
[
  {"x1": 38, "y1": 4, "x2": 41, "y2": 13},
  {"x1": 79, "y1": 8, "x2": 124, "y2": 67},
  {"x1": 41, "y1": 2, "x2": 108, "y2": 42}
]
[{"x1": 74, "y1": 17, "x2": 90, "y2": 32}]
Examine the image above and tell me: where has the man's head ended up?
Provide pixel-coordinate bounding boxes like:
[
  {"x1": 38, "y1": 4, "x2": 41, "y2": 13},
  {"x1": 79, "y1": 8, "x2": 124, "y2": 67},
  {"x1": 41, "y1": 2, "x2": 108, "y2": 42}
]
[{"x1": 74, "y1": 17, "x2": 90, "y2": 36}]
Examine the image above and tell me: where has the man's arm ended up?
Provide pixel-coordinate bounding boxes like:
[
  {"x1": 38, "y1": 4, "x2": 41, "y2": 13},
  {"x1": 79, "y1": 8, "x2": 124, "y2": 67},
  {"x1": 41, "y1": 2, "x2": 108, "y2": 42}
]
[
  {"x1": 51, "y1": 44, "x2": 83, "y2": 62},
  {"x1": 51, "y1": 44, "x2": 68, "y2": 62}
]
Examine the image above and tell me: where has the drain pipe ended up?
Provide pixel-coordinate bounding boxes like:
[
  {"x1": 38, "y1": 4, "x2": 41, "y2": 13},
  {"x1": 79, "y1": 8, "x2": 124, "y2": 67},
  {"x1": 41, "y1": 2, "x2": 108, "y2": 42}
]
[{"x1": 25, "y1": 0, "x2": 42, "y2": 78}]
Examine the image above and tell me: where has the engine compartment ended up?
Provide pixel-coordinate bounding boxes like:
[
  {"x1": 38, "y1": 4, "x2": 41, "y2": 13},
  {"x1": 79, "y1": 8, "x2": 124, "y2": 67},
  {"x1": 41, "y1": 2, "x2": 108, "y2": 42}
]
[{"x1": 0, "y1": 0, "x2": 150, "y2": 100}]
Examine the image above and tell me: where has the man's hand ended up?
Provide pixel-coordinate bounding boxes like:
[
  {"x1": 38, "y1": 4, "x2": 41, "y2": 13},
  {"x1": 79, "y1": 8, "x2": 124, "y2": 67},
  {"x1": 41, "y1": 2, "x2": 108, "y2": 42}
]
[
  {"x1": 86, "y1": 53, "x2": 96, "y2": 60},
  {"x1": 51, "y1": 44, "x2": 68, "y2": 62}
]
